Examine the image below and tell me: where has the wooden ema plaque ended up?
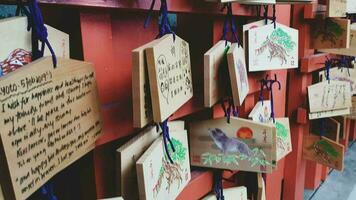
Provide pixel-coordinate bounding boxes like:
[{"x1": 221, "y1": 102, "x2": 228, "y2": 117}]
[
  {"x1": 248, "y1": 102, "x2": 291, "y2": 161},
  {"x1": 327, "y1": 0, "x2": 347, "y2": 17},
  {"x1": 347, "y1": 0, "x2": 356, "y2": 13},
  {"x1": 347, "y1": 96, "x2": 356, "y2": 119},
  {"x1": 116, "y1": 121, "x2": 184, "y2": 200},
  {"x1": 202, "y1": 186, "x2": 247, "y2": 200},
  {"x1": 248, "y1": 22, "x2": 298, "y2": 71},
  {"x1": 318, "y1": 24, "x2": 356, "y2": 57},
  {"x1": 257, "y1": 173, "x2": 266, "y2": 200},
  {"x1": 243, "y1": 19, "x2": 272, "y2": 51},
  {"x1": 0, "y1": 57, "x2": 102, "y2": 200},
  {"x1": 333, "y1": 116, "x2": 347, "y2": 140},
  {"x1": 274, "y1": 118, "x2": 292, "y2": 161},
  {"x1": 204, "y1": 40, "x2": 231, "y2": 107},
  {"x1": 190, "y1": 117, "x2": 276, "y2": 173},
  {"x1": 0, "y1": 17, "x2": 70, "y2": 61},
  {"x1": 308, "y1": 80, "x2": 352, "y2": 113},
  {"x1": 146, "y1": 34, "x2": 193, "y2": 122},
  {"x1": 132, "y1": 38, "x2": 162, "y2": 128},
  {"x1": 136, "y1": 130, "x2": 191, "y2": 200},
  {"x1": 311, "y1": 18, "x2": 350, "y2": 49},
  {"x1": 319, "y1": 67, "x2": 356, "y2": 95},
  {"x1": 310, "y1": 118, "x2": 340, "y2": 143},
  {"x1": 309, "y1": 108, "x2": 350, "y2": 120},
  {"x1": 227, "y1": 43, "x2": 249, "y2": 106},
  {"x1": 248, "y1": 100, "x2": 272, "y2": 123},
  {"x1": 303, "y1": 135, "x2": 344, "y2": 171}
]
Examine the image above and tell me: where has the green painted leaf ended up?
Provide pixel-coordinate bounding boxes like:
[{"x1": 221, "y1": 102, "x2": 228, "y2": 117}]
[
  {"x1": 275, "y1": 121, "x2": 288, "y2": 139},
  {"x1": 316, "y1": 140, "x2": 339, "y2": 158},
  {"x1": 270, "y1": 28, "x2": 296, "y2": 52}
]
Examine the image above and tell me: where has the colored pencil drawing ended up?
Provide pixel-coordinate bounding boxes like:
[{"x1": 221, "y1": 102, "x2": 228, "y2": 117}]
[
  {"x1": 275, "y1": 121, "x2": 291, "y2": 154},
  {"x1": 209, "y1": 128, "x2": 252, "y2": 156},
  {"x1": 255, "y1": 28, "x2": 296, "y2": 66},
  {"x1": 201, "y1": 147, "x2": 271, "y2": 168},
  {"x1": 313, "y1": 19, "x2": 345, "y2": 45},
  {"x1": 275, "y1": 121, "x2": 288, "y2": 139},
  {"x1": 203, "y1": 128, "x2": 271, "y2": 168},
  {"x1": 310, "y1": 139, "x2": 339, "y2": 164},
  {"x1": 152, "y1": 137, "x2": 187, "y2": 197},
  {"x1": 236, "y1": 58, "x2": 248, "y2": 94}
]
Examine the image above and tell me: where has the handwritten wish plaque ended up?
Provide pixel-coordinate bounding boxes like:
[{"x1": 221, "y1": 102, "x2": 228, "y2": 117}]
[
  {"x1": 308, "y1": 80, "x2": 352, "y2": 113},
  {"x1": 132, "y1": 38, "x2": 163, "y2": 128},
  {"x1": 146, "y1": 34, "x2": 193, "y2": 122},
  {"x1": 319, "y1": 67, "x2": 356, "y2": 95},
  {"x1": 327, "y1": 0, "x2": 347, "y2": 17},
  {"x1": 227, "y1": 43, "x2": 249, "y2": 106},
  {"x1": 0, "y1": 57, "x2": 102, "y2": 200},
  {"x1": 248, "y1": 22, "x2": 298, "y2": 71}
]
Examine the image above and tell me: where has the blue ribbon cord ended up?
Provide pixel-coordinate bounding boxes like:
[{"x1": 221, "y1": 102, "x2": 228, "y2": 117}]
[
  {"x1": 260, "y1": 74, "x2": 281, "y2": 123},
  {"x1": 325, "y1": 57, "x2": 332, "y2": 83},
  {"x1": 272, "y1": 5, "x2": 276, "y2": 29},
  {"x1": 41, "y1": 182, "x2": 57, "y2": 200},
  {"x1": 160, "y1": 119, "x2": 176, "y2": 164},
  {"x1": 263, "y1": 5, "x2": 276, "y2": 28},
  {"x1": 29, "y1": 0, "x2": 57, "y2": 67},
  {"x1": 144, "y1": 0, "x2": 175, "y2": 40},
  {"x1": 259, "y1": 78, "x2": 269, "y2": 105},
  {"x1": 319, "y1": 118, "x2": 326, "y2": 139},
  {"x1": 263, "y1": 5, "x2": 269, "y2": 25},
  {"x1": 15, "y1": 0, "x2": 32, "y2": 31},
  {"x1": 221, "y1": 3, "x2": 239, "y2": 46},
  {"x1": 213, "y1": 170, "x2": 225, "y2": 200}
]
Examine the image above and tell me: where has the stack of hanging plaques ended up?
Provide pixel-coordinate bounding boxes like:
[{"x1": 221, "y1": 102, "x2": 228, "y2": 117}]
[
  {"x1": 132, "y1": 38, "x2": 160, "y2": 128},
  {"x1": 204, "y1": 40, "x2": 231, "y2": 107},
  {"x1": 145, "y1": 34, "x2": 193, "y2": 122},
  {"x1": 132, "y1": 33, "x2": 193, "y2": 125},
  {"x1": 116, "y1": 121, "x2": 184, "y2": 199},
  {"x1": 136, "y1": 121, "x2": 191, "y2": 200}
]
